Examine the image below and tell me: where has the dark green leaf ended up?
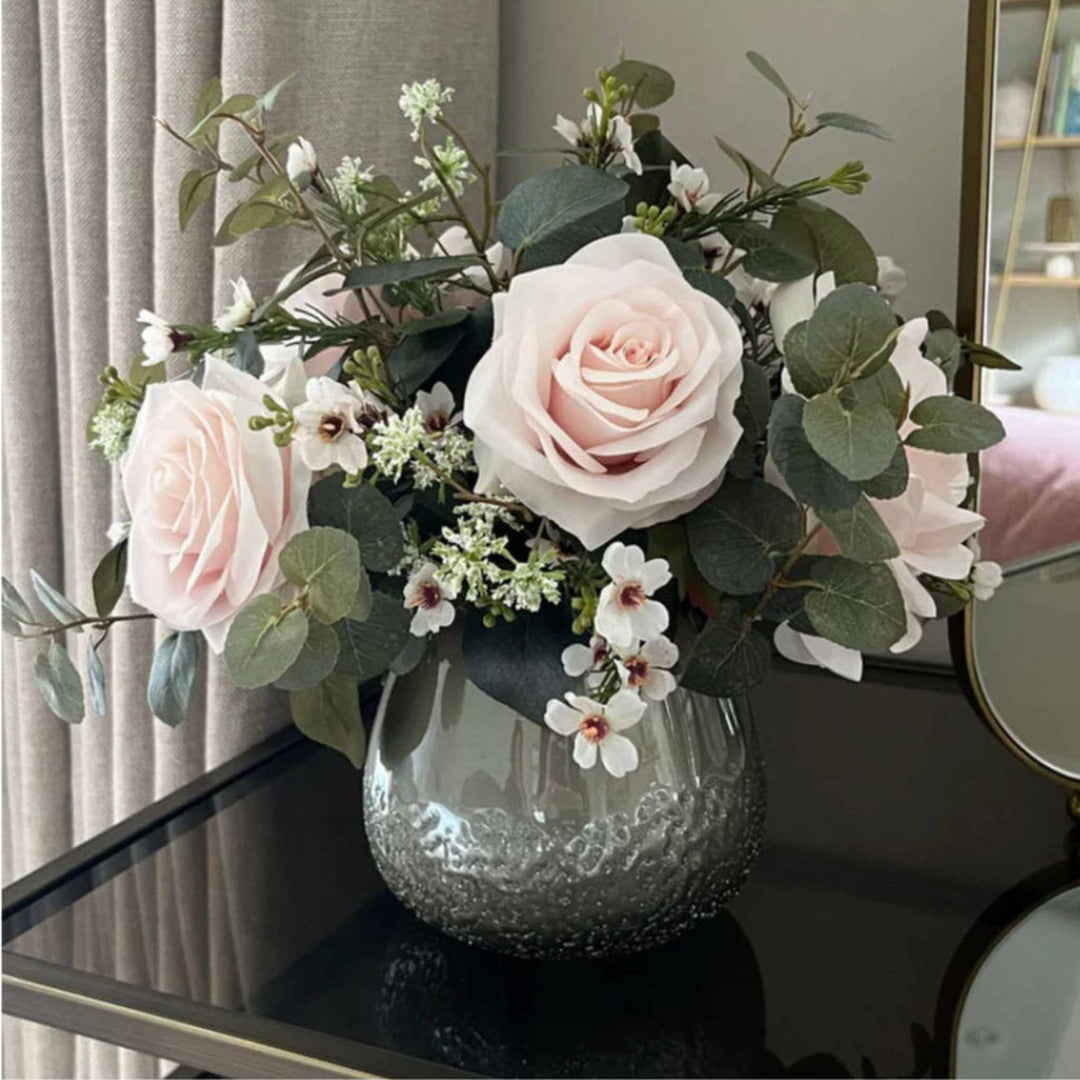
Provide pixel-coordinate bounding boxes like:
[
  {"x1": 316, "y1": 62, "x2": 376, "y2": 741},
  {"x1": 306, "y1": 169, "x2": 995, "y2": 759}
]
[
  {"x1": 233, "y1": 328, "x2": 264, "y2": 377},
  {"x1": 746, "y1": 50, "x2": 797, "y2": 102},
  {"x1": 396, "y1": 308, "x2": 471, "y2": 336},
  {"x1": 805, "y1": 283, "x2": 898, "y2": 383},
  {"x1": 497, "y1": 165, "x2": 628, "y2": 251},
  {"x1": 848, "y1": 360, "x2": 906, "y2": 422},
  {"x1": 628, "y1": 130, "x2": 692, "y2": 208},
  {"x1": 389, "y1": 321, "x2": 468, "y2": 399},
  {"x1": 34, "y1": 643, "x2": 84, "y2": 723},
  {"x1": 413, "y1": 300, "x2": 493, "y2": 405},
  {"x1": 905, "y1": 395, "x2": 1006, "y2": 452},
  {"x1": 814, "y1": 111, "x2": 891, "y2": 140},
  {"x1": 178, "y1": 169, "x2": 217, "y2": 231},
  {"x1": 660, "y1": 236, "x2": 706, "y2": 269},
  {"x1": 30, "y1": 569, "x2": 86, "y2": 628},
  {"x1": 146, "y1": 629, "x2": 200, "y2": 726},
  {"x1": 2, "y1": 608, "x2": 23, "y2": 637},
  {"x1": 805, "y1": 557, "x2": 906, "y2": 650},
  {"x1": 289, "y1": 673, "x2": 366, "y2": 768},
  {"x1": 647, "y1": 521, "x2": 695, "y2": 601},
  {"x1": 337, "y1": 256, "x2": 482, "y2": 290},
  {"x1": 520, "y1": 201, "x2": 624, "y2": 271},
  {"x1": 91, "y1": 539, "x2": 128, "y2": 617},
  {"x1": 348, "y1": 567, "x2": 373, "y2": 622},
  {"x1": 735, "y1": 358, "x2": 772, "y2": 440},
  {"x1": 802, "y1": 392, "x2": 899, "y2": 481},
  {"x1": 685, "y1": 267, "x2": 736, "y2": 308},
  {"x1": 963, "y1": 339, "x2": 1021, "y2": 371},
  {"x1": 680, "y1": 598, "x2": 771, "y2": 695},
  {"x1": 86, "y1": 639, "x2": 107, "y2": 716},
  {"x1": 274, "y1": 620, "x2": 340, "y2": 691},
  {"x1": 817, "y1": 494, "x2": 900, "y2": 562},
  {"x1": 335, "y1": 591, "x2": 411, "y2": 682},
  {"x1": 687, "y1": 478, "x2": 803, "y2": 594},
  {"x1": 610, "y1": 59, "x2": 676, "y2": 108},
  {"x1": 720, "y1": 220, "x2": 816, "y2": 282},
  {"x1": 279, "y1": 527, "x2": 361, "y2": 625},
  {"x1": 3, "y1": 575, "x2": 35, "y2": 624},
  {"x1": 713, "y1": 134, "x2": 777, "y2": 193},
  {"x1": 308, "y1": 477, "x2": 404, "y2": 573},
  {"x1": 629, "y1": 112, "x2": 660, "y2": 138},
  {"x1": 770, "y1": 204, "x2": 878, "y2": 285},
  {"x1": 858, "y1": 443, "x2": 909, "y2": 499},
  {"x1": 923, "y1": 327, "x2": 962, "y2": 382},
  {"x1": 225, "y1": 595, "x2": 308, "y2": 689}
]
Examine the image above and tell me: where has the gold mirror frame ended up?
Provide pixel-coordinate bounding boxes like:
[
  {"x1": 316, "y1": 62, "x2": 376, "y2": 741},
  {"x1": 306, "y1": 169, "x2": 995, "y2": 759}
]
[{"x1": 952, "y1": 0, "x2": 1080, "y2": 800}]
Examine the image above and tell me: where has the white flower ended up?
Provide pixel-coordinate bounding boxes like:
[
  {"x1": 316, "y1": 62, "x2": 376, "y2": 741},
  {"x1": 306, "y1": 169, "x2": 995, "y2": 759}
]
[
  {"x1": 544, "y1": 689, "x2": 646, "y2": 777},
  {"x1": 293, "y1": 378, "x2": 370, "y2": 473},
  {"x1": 138, "y1": 309, "x2": 178, "y2": 364},
  {"x1": 553, "y1": 113, "x2": 584, "y2": 146},
  {"x1": 403, "y1": 562, "x2": 457, "y2": 636},
  {"x1": 286, "y1": 137, "x2": 318, "y2": 184},
  {"x1": 106, "y1": 519, "x2": 131, "y2": 545},
  {"x1": 773, "y1": 624, "x2": 864, "y2": 682},
  {"x1": 330, "y1": 156, "x2": 375, "y2": 218},
  {"x1": 769, "y1": 271, "x2": 837, "y2": 356},
  {"x1": 876, "y1": 255, "x2": 906, "y2": 301},
  {"x1": 415, "y1": 381, "x2": 460, "y2": 433},
  {"x1": 213, "y1": 278, "x2": 256, "y2": 332},
  {"x1": 615, "y1": 636, "x2": 679, "y2": 701},
  {"x1": 972, "y1": 560, "x2": 1004, "y2": 601},
  {"x1": 399, "y1": 78, "x2": 454, "y2": 140},
  {"x1": 699, "y1": 233, "x2": 777, "y2": 309},
  {"x1": 561, "y1": 634, "x2": 612, "y2": 677},
  {"x1": 610, "y1": 114, "x2": 642, "y2": 175},
  {"x1": 594, "y1": 542, "x2": 671, "y2": 649},
  {"x1": 436, "y1": 224, "x2": 511, "y2": 297},
  {"x1": 668, "y1": 163, "x2": 721, "y2": 215}
]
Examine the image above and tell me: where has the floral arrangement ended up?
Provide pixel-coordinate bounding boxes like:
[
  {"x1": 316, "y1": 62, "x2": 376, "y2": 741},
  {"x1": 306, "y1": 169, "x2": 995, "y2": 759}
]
[{"x1": 2, "y1": 55, "x2": 1012, "y2": 778}]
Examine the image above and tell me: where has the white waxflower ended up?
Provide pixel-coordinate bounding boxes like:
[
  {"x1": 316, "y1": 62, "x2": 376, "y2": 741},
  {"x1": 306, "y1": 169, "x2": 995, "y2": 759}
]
[
  {"x1": 213, "y1": 278, "x2": 255, "y2": 332},
  {"x1": 106, "y1": 519, "x2": 131, "y2": 545},
  {"x1": 594, "y1": 542, "x2": 671, "y2": 649},
  {"x1": 610, "y1": 114, "x2": 642, "y2": 175},
  {"x1": 544, "y1": 689, "x2": 646, "y2": 777},
  {"x1": 615, "y1": 636, "x2": 679, "y2": 702},
  {"x1": 668, "y1": 163, "x2": 721, "y2": 215},
  {"x1": 553, "y1": 113, "x2": 584, "y2": 146},
  {"x1": 972, "y1": 560, "x2": 1004, "y2": 601},
  {"x1": 286, "y1": 137, "x2": 318, "y2": 184},
  {"x1": 876, "y1": 256, "x2": 907, "y2": 301},
  {"x1": 331, "y1": 156, "x2": 375, "y2": 218},
  {"x1": 403, "y1": 562, "x2": 457, "y2": 636},
  {"x1": 415, "y1": 381, "x2": 460, "y2": 433},
  {"x1": 399, "y1": 79, "x2": 454, "y2": 140},
  {"x1": 293, "y1": 378, "x2": 370, "y2": 473},
  {"x1": 138, "y1": 309, "x2": 178, "y2": 364},
  {"x1": 561, "y1": 634, "x2": 612, "y2": 678}
]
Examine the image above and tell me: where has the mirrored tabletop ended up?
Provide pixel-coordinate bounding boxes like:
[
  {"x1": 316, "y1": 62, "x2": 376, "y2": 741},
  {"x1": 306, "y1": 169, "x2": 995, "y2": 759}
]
[{"x1": 3, "y1": 672, "x2": 1078, "y2": 1078}]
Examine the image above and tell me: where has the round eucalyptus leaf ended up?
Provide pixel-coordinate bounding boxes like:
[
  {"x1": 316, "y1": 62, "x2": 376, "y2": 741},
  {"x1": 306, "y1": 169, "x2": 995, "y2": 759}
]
[
  {"x1": 279, "y1": 526, "x2": 361, "y2": 625},
  {"x1": 273, "y1": 621, "x2": 341, "y2": 692},
  {"x1": 34, "y1": 642, "x2": 85, "y2": 724},
  {"x1": 225, "y1": 595, "x2": 308, "y2": 689}
]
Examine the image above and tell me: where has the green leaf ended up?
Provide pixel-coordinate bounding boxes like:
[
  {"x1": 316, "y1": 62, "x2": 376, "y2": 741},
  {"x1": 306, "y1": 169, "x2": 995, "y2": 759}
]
[
  {"x1": 396, "y1": 308, "x2": 471, "y2": 336},
  {"x1": 2, "y1": 607, "x2": 23, "y2": 637},
  {"x1": 497, "y1": 165, "x2": 628, "y2": 251},
  {"x1": 780, "y1": 322, "x2": 826, "y2": 397},
  {"x1": 719, "y1": 220, "x2": 816, "y2": 282},
  {"x1": 86, "y1": 639, "x2": 107, "y2": 717},
  {"x1": 806, "y1": 284, "x2": 897, "y2": 384},
  {"x1": 768, "y1": 394, "x2": 861, "y2": 511},
  {"x1": 685, "y1": 267, "x2": 736, "y2": 309},
  {"x1": 233, "y1": 328, "x2": 264, "y2": 377},
  {"x1": 680, "y1": 598, "x2": 771, "y2": 696},
  {"x1": 858, "y1": 443, "x2": 910, "y2": 500},
  {"x1": 647, "y1": 521, "x2": 694, "y2": 601},
  {"x1": 905, "y1": 395, "x2": 1006, "y2": 452},
  {"x1": 802, "y1": 392, "x2": 899, "y2": 481},
  {"x1": 178, "y1": 169, "x2": 217, "y2": 231},
  {"x1": 228, "y1": 131, "x2": 301, "y2": 182},
  {"x1": 610, "y1": 59, "x2": 675, "y2": 108},
  {"x1": 307, "y1": 477, "x2": 404, "y2": 573},
  {"x1": 279, "y1": 527, "x2": 361, "y2": 625},
  {"x1": 735, "y1": 358, "x2": 772, "y2": 442},
  {"x1": 147, "y1": 630, "x2": 199, "y2": 726},
  {"x1": 335, "y1": 591, "x2": 411, "y2": 682},
  {"x1": 389, "y1": 320, "x2": 468, "y2": 399},
  {"x1": 770, "y1": 204, "x2": 878, "y2": 286},
  {"x1": 30, "y1": 569, "x2": 86, "y2": 628},
  {"x1": 746, "y1": 50, "x2": 798, "y2": 102},
  {"x1": 289, "y1": 673, "x2": 366, "y2": 768},
  {"x1": 687, "y1": 478, "x2": 803, "y2": 594},
  {"x1": 660, "y1": 236, "x2": 706, "y2": 269},
  {"x1": 520, "y1": 202, "x2": 625, "y2": 271},
  {"x1": 963, "y1": 339, "x2": 1021, "y2": 371},
  {"x1": 337, "y1": 256, "x2": 482, "y2": 290},
  {"x1": 274, "y1": 620, "x2": 341, "y2": 692},
  {"x1": 191, "y1": 75, "x2": 223, "y2": 150},
  {"x1": 814, "y1": 111, "x2": 891, "y2": 141},
  {"x1": 256, "y1": 72, "x2": 295, "y2": 113},
  {"x1": 2, "y1": 576, "x2": 34, "y2": 624},
  {"x1": 805, "y1": 557, "x2": 907, "y2": 650},
  {"x1": 629, "y1": 112, "x2": 660, "y2": 138},
  {"x1": 225, "y1": 595, "x2": 308, "y2": 689},
  {"x1": 713, "y1": 134, "x2": 777, "y2": 193},
  {"x1": 390, "y1": 634, "x2": 428, "y2": 676},
  {"x1": 817, "y1": 494, "x2": 900, "y2": 562},
  {"x1": 848, "y1": 360, "x2": 906, "y2": 423},
  {"x1": 627, "y1": 130, "x2": 692, "y2": 208},
  {"x1": 91, "y1": 539, "x2": 128, "y2": 617},
  {"x1": 923, "y1": 327, "x2": 962, "y2": 383},
  {"x1": 34, "y1": 643, "x2": 84, "y2": 723}
]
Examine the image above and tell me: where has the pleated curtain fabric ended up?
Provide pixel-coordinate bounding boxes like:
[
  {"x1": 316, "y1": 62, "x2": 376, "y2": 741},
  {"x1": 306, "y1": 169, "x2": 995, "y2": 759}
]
[{"x1": 1, "y1": 2, "x2": 498, "y2": 1075}]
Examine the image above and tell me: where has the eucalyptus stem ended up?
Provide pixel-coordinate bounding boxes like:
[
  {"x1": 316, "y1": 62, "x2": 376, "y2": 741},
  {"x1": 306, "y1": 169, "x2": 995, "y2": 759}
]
[
  {"x1": 747, "y1": 523, "x2": 823, "y2": 624},
  {"x1": 21, "y1": 612, "x2": 156, "y2": 641},
  {"x1": 435, "y1": 116, "x2": 496, "y2": 249},
  {"x1": 411, "y1": 448, "x2": 533, "y2": 521}
]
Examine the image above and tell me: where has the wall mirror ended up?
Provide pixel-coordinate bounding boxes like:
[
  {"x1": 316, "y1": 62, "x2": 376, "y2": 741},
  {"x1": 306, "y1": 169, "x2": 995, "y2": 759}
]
[{"x1": 955, "y1": 0, "x2": 1080, "y2": 788}]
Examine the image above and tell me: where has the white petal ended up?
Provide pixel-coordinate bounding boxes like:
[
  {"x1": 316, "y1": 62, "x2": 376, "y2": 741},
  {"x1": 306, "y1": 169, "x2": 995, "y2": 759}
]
[
  {"x1": 642, "y1": 668, "x2": 677, "y2": 702},
  {"x1": 298, "y1": 434, "x2": 335, "y2": 471},
  {"x1": 561, "y1": 642, "x2": 595, "y2": 677},
  {"x1": 639, "y1": 557, "x2": 672, "y2": 594},
  {"x1": 621, "y1": 544, "x2": 646, "y2": 579},
  {"x1": 599, "y1": 732, "x2": 639, "y2": 777},
  {"x1": 803, "y1": 632, "x2": 863, "y2": 682},
  {"x1": 641, "y1": 635, "x2": 678, "y2": 668},
  {"x1": 409, "y1": 609, "x2": 431, "y2": 637},
  {"x1": 553, "y1": 114, "x2": 580, "y2": 145},
  {"x1": 594, "y1": 589, "x2": 634, "y2": 648},
  {"x1": 601, "y1": 541, "x2": 629, "y2": 581},
  {"x1": 573, "y1": 732, "x2": 598, "y2": 769},
  {"x1": 545, "y1": 699, "x2": 582, "y2": 735},
  {"x1": 629, "y1": 598, "x2": 669, "y2": 642},
  {"x1": 605, "y1": 688, "x2": 647, "y2": 729}
]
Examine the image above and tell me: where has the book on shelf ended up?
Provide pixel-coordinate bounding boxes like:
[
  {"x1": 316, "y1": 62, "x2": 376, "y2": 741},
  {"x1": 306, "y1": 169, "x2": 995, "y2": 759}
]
[
  {"x1": 1042, "y1": 48, "x2": 1064, "y2": 134},
  {"x1": 1039, "y1": 39, "x2": 1080, "y2": 137},
  {"x1": 1066, "y1": 40, "x2": 1080, "y2": 135}
]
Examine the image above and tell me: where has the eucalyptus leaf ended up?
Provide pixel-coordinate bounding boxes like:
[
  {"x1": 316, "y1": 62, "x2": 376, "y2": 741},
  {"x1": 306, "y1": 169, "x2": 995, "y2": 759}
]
[
  {"x1": 289, "y1": 673, "x2": 366, "y2": 768},
  {"x1": 610, "y1": 59, "x2": 675, "y2": 108},
  {"x1": 30, "y1": 569, "x2": 86, "y2": 628},
  {"x1": 713, "y1": 134, "x2": 777, "y2": 193},
  {"x1": 923, "y1": 327, "x2": 962, "y2": 383},
  {"x1": 628, "y1": 130, "x2": 692, "y2": 207},
  {"x1": 2, "y1": 608, "x2": 23, "y2": 637},
  {"x1": 389, "y1": 320, "x2": 468, "y2": 399},
  {"x1": 229, "y1": 131, "x2": 301, "y2": 183},
  {"x1": 629, "y1": 112, "x2": 660, "y2": 138},
  {"x1": 147, "y1": 630, "x2": 199, "y2": 726},
  {"x1": 814, "y1": 111, "x2": 892, "y2": 141},
  {"x1": 848, "y1": 361, "x2": 906, "y2": 423},
  {"x1": 191, "y1": 75, "x2": 223, "y2": 150},
  {"x1": 497, "y1": 165, "x2": 628, "y2": 252},
  {"x1": 256, "y1": 72, "x2": 295, "y2": 113},
  {"x1": 273, "y1": 620, "x2": 341, "y2": 691},
  {"x1": 858, "y1": 443, "x2": 910, "y2": 500},
  {"x1": 680, "y1": 598, "x2": 771, "y2": 696},
  {"x1": 803, "y1": 283, "x2": 898, "y2": 384},
  {"x1": 390, "y1": 633, "x2": 428, "y2": 676},
  {"x1": 735, "y1": 358, "x2": 772, "y2": 441},
  {"x1": 2, "y1": 576, "x2": 35, "y2": 624},
  {"x1": 34, "y1": 643, "x2": 84, "y2": 723},
  {"x1": 660, "y1": 237, "x2": 706, "y2": 269},
  {"x1": 802, "y1": 392, "x2": 899, "y2": 481},
  {"x1": 520, "y1": 202, "x2": 625, "y2": 270},
  {"x1": 685, "y1": 268, "x2": 736, "y2": 308},
  {"x1": 905, "y1": 396, "x2": 1006, "y2": 452},
  {"x1": 91, "y1": 539, "x2": 128, "y2": 617},
  {"x1": 816, "y1": 495, "x2": 900, "y2": 562},
  {"x1": 233, "y1": 328, "x2": 264, "y2": 377},
  {"x1": 719, "y1": 220, "x2": 815, "y2": 282},
  {"x1": 335, "y1": 590, "x2": 411, "y2": 682},
  {"x1": 279, "y1": 527, "x2": 361, "y2": 625},
  {"x1": 687, "y1": 478, "x2": 802, "y2": 595},
  {"x1": 178, "y1": 169, "x2": 217, "y2": 231},
  {"x1": 224, "y1": 595, "x2": 308, "y2": 689},
  {"x1": 396, "y1": 308, "x2": 470, "y2": 336},
  {"x1": 746, "y1": 50, "x2": 798, "y2": 102},
  {"x1": 307, "y1": 477, "x2": 404, "y2": 573},
  {"x1": 804, "y1": 557, "x2": 907, "y2": 651},
  {"x1": 348, "y1": 567, "x2": 374, "y2": 622},
  {"x1": 770, "y1": 204, "x2": 878, "y2": 286},
  {"x1": 337, "y1": 256, "x2": 482, "y2": 290},
  {"x1": 86, "y1": 639, "x2": 107, "y2": 716}
]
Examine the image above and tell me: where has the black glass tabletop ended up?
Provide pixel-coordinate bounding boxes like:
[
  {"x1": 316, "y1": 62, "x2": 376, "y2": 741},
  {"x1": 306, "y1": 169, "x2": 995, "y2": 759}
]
[{"x1": 3, "y1": 669, "x2": 1077, "y2": 1078}]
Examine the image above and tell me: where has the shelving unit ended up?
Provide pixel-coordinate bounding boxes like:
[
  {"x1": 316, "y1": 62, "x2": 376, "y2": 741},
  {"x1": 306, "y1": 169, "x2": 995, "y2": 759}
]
[
  {"x1": 996, "y1": 134, "x2": 1080, "y2": 147},
  {"x1": 992, "y1": 272, "x2": 1080, "y2": 285}
]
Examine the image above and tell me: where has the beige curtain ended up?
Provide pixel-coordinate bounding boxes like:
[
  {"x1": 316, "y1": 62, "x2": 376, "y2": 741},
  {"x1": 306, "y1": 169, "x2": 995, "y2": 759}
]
[{"x1": 2, "y1": 1, "x2": 498, "y2": 1076}]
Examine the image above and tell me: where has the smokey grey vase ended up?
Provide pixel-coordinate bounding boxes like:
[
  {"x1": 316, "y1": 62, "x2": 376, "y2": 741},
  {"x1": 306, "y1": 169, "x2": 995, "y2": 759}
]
[{"x1": 363, "y1": 630, "x2": 766, "y2": 959}]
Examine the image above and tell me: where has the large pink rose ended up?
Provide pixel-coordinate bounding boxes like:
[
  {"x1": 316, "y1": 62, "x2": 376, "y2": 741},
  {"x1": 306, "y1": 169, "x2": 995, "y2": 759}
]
[
  {"x1": 122, "y1": 358, "x2": 311, "y2": 652},
  {"x1": 463, "y1": 233, "x2": 744, "y2": 549}
]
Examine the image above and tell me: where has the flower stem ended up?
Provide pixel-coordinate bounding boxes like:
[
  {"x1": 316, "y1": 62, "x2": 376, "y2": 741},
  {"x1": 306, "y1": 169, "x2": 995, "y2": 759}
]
[{"x1": 21, "y1": 611, "x2": 156, "y2": 640}]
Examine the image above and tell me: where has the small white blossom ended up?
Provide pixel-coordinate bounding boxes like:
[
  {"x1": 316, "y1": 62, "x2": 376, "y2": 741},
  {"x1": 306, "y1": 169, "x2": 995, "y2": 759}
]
[
  {"x1": 544, "y1": 689, "x2": 646, "y2": 777},
  {"x1": 594, "y1": 542, "x2": 671, "y2": 649},
  {"x1": 138, "y1": 309, "x2": 177, "y2": 364},
  {"x1": 610, "y1": 114, "x2": 642, "y2": 175},
  {"x1": 668, "y1": 163, "x2": 721, "y2": 215},
  {"x1": 293, "y1": 378, "x2": 371, "y2": 473},
  {"x1": 399, "y1": 78, "x2": 454, "y2": 140},
  {"x1": 972, "y1": 560, "x2": 1004, "y2": 601},
  {"x1": 89, "y1": 400, "x2": 137, "y2": 462},
  {"x1": 403, "y1": 562, "x2": 457, "y2": 636},
  {"x1": 106, "y1": 519, "x2": 131, "y2": 545},
  {"x1": 213, "y1": 278, "x2": 255, "y2": 332},
  {"x1": 553, "y1": 113, "x2": 585, "y2": 147},
  {"x1": 369, "y1": 408, "x2": 427, "y2": 483},
  {"x1": 492, "y1": 554, "x2": 563, "y2": 613},
  {"x1": 330, "y1": 156, "x2": 375, "y2": 219},
  {"x1": 415, "y1": 136, "x2": 473, "y2": 199},
  {"x1": 615, "y1": 636, "x2": 679, "y2": 702},
  {"x1": 876, "y1": 256, "x2": 907, "y2": 300},
  {"x1": 415, "y1": 382, "x2": 460, "y2": 432},
  {"x1": 430, "y1": 514, "x2": 509, "y2": 602},
  {"x1": 286, "y1": 136, "x2": 318, "y2": 185},
  {"x1": 561, "y1": 634, "x2": 611, "y2": 678}
]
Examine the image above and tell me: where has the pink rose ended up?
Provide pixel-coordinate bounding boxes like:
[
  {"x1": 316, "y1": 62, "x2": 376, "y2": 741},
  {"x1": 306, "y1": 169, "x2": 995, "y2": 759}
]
[
  {"x1": 122, "y1": 358, "x2": 311, "y2": 652},
  {"x1": 462, "y1": 233, "x2": 745, "y2": 549}
]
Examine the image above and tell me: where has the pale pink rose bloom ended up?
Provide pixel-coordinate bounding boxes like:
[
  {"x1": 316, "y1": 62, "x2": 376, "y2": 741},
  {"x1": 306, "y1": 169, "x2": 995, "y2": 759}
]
[
  {"x1": 462, "y1": 233, "x2": 745, "y2": 549},
  {"x1": 121, "y1": 357, "x2": 311, "y2": 652}
]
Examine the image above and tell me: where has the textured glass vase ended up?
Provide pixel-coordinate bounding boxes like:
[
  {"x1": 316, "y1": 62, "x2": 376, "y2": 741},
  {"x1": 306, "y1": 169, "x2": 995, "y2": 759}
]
[{"x1": 363, "y1": 630, "x2": 766, "y2": 959}]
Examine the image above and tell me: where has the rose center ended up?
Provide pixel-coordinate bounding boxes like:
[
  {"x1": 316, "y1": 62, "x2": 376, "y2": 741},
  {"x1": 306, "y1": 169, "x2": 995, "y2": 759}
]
[
  {"x1": 318, "y1": 413, "x2": 346, "y2": 442},
  {"x1": 418, "y1": 582, "x2": 443, "y2": 609},
  {"x1": 621, "y1": 339, "x2": 653, "y2": 366},
  {"x1": 579, "y1": 714, "x2": 609, "y2": 743},
  {"x1": 625, "y1": 657, "x2": 650, "y2": 686},
  {"x1": 618, "y1": 582, "x2": 646, "y2": 609}
]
